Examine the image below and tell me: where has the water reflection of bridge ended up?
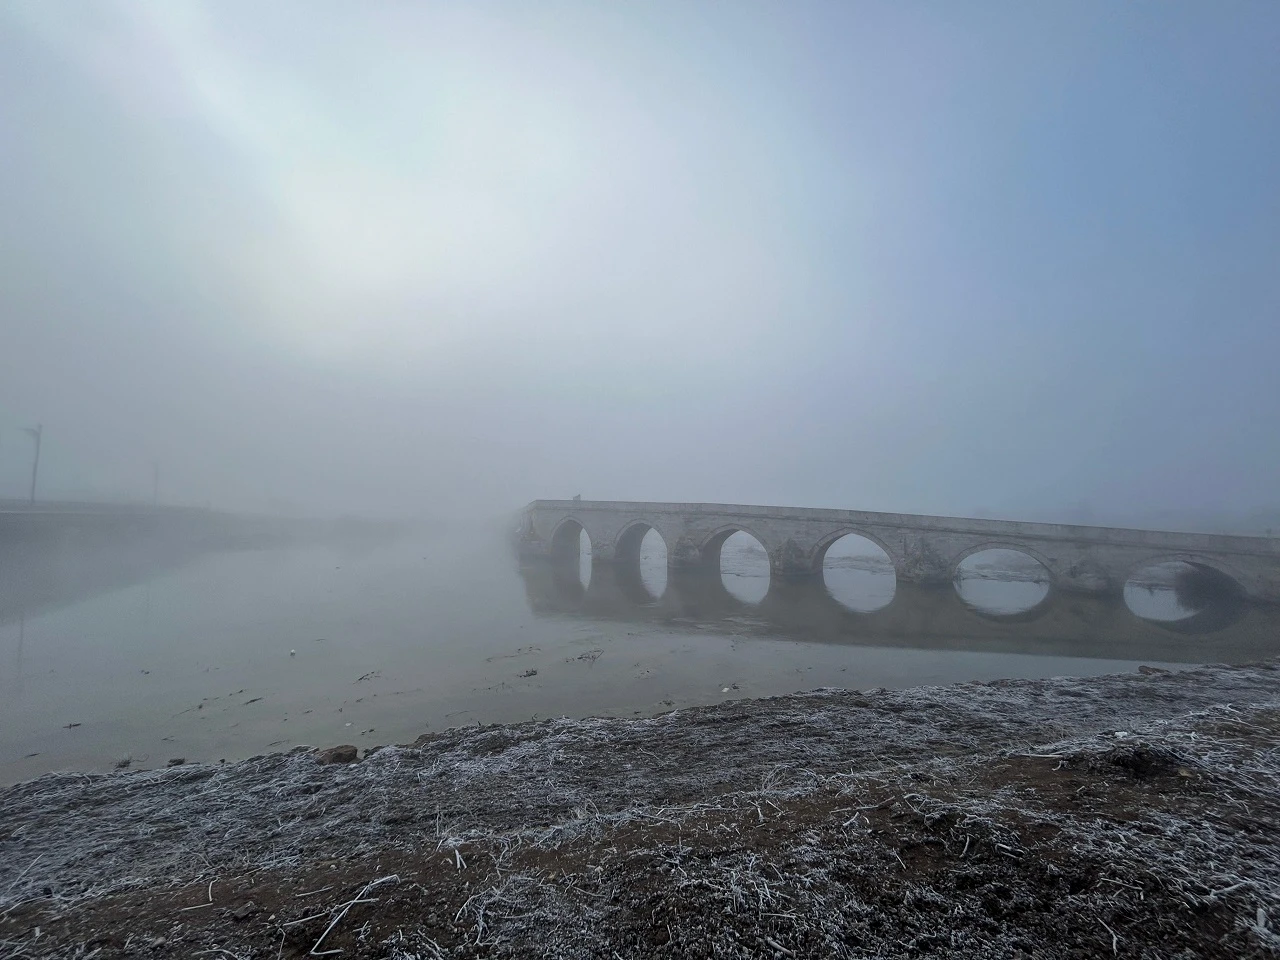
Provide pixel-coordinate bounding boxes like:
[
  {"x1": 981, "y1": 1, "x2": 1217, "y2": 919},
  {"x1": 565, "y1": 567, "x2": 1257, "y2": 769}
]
[{"x1": 519, "y1": 560, "x2": 1280, "y2": 666}]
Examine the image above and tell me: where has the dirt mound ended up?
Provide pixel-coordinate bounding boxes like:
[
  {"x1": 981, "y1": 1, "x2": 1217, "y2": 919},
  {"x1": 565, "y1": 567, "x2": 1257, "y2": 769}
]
[{"x1": 1079, "y1": 741, "x2": 1194, "y2": 779}]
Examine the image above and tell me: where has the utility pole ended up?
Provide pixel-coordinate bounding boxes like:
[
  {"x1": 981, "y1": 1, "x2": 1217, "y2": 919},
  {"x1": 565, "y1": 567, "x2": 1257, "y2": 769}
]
[{"x1": 23, "y1": 424, "x2": 42, "y2": 503}]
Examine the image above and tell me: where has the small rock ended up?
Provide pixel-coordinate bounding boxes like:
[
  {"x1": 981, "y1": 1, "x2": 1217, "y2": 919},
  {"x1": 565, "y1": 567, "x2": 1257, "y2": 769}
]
[
  {"x1": 1138, "y1": 665, "x2": 1169, "y2": 675},
  {"x1": 315, "y1": 744, "x2": 359, "y2": 764},
  {"x1": 230, "y1": 901, "x2": 257, "y2": 921},
  {"x1": 520, "y1": 668, "x2": 538, "y2": 678},
  {"x1": 167, "y1": 758, "x2": 186, "y2": 766}
]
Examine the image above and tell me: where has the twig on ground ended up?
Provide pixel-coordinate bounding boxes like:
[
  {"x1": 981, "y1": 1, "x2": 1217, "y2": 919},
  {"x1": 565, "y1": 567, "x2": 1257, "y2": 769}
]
[
  {"x1": 310, "y1": 875, "x2": 399, "y2": 956},
  {"x1": 1098, "y1": 918, "x2": 1120, "y2": 955},
  {"x1": 7, "y1": 856, "x2": 43, "y2": 891}
]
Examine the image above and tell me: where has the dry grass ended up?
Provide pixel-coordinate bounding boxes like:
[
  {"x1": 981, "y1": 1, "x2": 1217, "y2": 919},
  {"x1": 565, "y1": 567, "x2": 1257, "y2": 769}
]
[{"x1": 2, "y1": 660, "x2": 1280, "y2": 958}]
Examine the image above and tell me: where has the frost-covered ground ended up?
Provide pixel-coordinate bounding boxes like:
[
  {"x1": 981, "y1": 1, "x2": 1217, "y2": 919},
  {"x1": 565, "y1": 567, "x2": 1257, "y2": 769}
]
[{"x1": 2, "y1": 660, "x2": 1279, "y2": 958}]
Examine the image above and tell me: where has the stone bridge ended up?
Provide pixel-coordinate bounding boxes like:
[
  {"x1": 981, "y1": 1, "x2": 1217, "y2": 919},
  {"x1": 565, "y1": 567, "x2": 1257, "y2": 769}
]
[{"x1": 516, "y1": 500, "x2": 1280, "y2": 603}]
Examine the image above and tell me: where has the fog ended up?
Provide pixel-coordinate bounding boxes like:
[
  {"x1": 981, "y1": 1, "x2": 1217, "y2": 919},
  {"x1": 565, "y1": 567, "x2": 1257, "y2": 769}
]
[{"x1": 2, "y1": 1, "x2": 1278, "y2": 527}]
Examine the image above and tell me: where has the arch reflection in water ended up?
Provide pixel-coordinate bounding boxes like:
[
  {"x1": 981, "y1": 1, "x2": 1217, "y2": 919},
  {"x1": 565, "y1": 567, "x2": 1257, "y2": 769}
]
[
  {"x1": 714, "y1": 530, "x2": 769, "y2": 604},
  {"x1": 954, "y1": 548, "x2": 1051, "y2": 617},
  {"x1": 821, "y1": 533, "x2": 895, "y2": 612},
  {"x1": 518, "y1": 560, "x2": 1280, "y2": 666},
  {"x1": 549, "y1": 518, "x2": 592, "y2": 592}
]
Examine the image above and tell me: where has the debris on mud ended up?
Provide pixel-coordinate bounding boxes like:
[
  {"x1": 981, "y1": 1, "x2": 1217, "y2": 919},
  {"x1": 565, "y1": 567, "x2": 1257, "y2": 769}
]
[{"x1": 2, "y1": 660, "x2": 1280, "y2": 958}]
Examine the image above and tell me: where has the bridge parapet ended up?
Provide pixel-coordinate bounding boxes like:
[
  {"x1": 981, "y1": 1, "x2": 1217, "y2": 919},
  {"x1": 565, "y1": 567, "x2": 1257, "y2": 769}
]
[{"x1": 517, "y1": 500, "x2": 1280, "y2": 603}]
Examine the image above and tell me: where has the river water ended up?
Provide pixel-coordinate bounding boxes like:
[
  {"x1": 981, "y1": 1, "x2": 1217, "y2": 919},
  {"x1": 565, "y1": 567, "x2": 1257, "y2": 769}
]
[{"x1": 2, "y1": 530, "x2": 1276, "y2": 784}]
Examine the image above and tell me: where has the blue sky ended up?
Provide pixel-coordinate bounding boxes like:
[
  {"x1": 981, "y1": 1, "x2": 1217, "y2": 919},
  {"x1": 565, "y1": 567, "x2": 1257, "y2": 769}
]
[{"x1": 0, "y1": 2, "x2": 1276, "y2": 522}]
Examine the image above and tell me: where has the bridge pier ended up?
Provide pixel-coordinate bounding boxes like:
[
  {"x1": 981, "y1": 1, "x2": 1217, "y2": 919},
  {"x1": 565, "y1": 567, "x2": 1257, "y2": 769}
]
[{"x1": 771, "y1": 539, "x2": 820, "y2": 581}]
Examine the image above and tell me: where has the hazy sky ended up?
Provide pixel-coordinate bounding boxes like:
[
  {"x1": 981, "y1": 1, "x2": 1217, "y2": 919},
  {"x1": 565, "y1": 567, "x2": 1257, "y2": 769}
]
[{"x1": 1, "y1": 1, "x2": 1277, "y2": 521}]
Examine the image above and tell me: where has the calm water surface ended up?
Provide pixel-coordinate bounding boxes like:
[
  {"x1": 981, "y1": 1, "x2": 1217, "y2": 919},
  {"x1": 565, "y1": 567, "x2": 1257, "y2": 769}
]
[{"x1": 1, "y1": 531, "x2": 1275, "y2": 784}]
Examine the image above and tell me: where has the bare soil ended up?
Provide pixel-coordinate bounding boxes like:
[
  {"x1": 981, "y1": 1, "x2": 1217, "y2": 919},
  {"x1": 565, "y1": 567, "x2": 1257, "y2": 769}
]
[{"x1": 3, "y1": 660, "x2": 1280, "y2": 959}]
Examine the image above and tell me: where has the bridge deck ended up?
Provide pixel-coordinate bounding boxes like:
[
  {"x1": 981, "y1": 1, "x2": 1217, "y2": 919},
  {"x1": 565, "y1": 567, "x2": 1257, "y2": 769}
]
[{"x1": 529, "y1": 500, "x2": 1279, "y2": 555}]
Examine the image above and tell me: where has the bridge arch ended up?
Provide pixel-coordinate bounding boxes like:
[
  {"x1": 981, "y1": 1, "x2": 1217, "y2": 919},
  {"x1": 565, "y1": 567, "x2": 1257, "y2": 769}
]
[
  {"x1": 1120, "y1": 553, "x2": 1249, "y2": 596},
  {"x1": 813, "y1": 527, "x2": 899, "y2": 572},
  {"x1": 698, "y1": 524, "x2": 773, "y2": 568},
  {"x1": 699, "y1": 524, "x2": 771, "y2": 604},
  {"x1": 1121, "y1": 554, "x2": 1248, "y2": 628},
  {"x1": 815, "y1": 528, "x2": 898, "y2": 612},
  {"x1": 948, "y1": 541, "x2": 1058, "y2": 581},
  {"x1": 549, "y1": 514, "x2": 589, "y2": 550},
  {"x1": 549, "y1": 515, "x2": 592, "y2": 576},
  {"x1": 614, "y1": 519, "x2": 667, "y2": 563},
  {"x1": 612, "y1": 519, "x2": 669, "y2": 600}
]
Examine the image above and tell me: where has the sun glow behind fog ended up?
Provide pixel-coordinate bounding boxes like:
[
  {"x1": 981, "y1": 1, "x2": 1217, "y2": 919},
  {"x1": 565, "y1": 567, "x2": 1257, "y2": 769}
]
[
  {"x1": 10, "y1": 0, "x2": 800, "y2": 367},
  {"x1": 147, "y1": 7, "x2": 616, "y2": 357},
  {"x1": 244, "y1": 71, "x2": 610, "y2": 357}
]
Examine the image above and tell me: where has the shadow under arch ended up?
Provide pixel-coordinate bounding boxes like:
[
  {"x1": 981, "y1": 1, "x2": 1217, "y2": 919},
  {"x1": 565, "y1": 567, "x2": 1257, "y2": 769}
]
[
  {"x1": 615, "y1": 520, "x2": 664, "y2": 563},
  {"x1": 1122, "y1": 556, "x2": 1248, "y2": 633},
  {"x1": 612, "y1": 520, "x2": 668, "y2": 602},
  {"x1": 549, "y1": 516, "x2": 590, "y2": 564}
]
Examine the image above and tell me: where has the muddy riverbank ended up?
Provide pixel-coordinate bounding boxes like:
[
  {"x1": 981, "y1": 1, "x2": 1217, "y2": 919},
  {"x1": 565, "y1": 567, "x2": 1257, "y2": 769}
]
[
  {"x1": 2, "y1": 660, "x2": 1279, "y2": 958},
  {"x1": 8, "y1": 533, "x2": 1280, "y2": 787}
]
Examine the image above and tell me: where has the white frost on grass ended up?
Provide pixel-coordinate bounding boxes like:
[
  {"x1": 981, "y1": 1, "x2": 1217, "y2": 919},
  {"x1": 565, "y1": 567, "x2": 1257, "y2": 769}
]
[{"x1": 2, "y1": 661, "x2": 1280, "y2": 957}]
